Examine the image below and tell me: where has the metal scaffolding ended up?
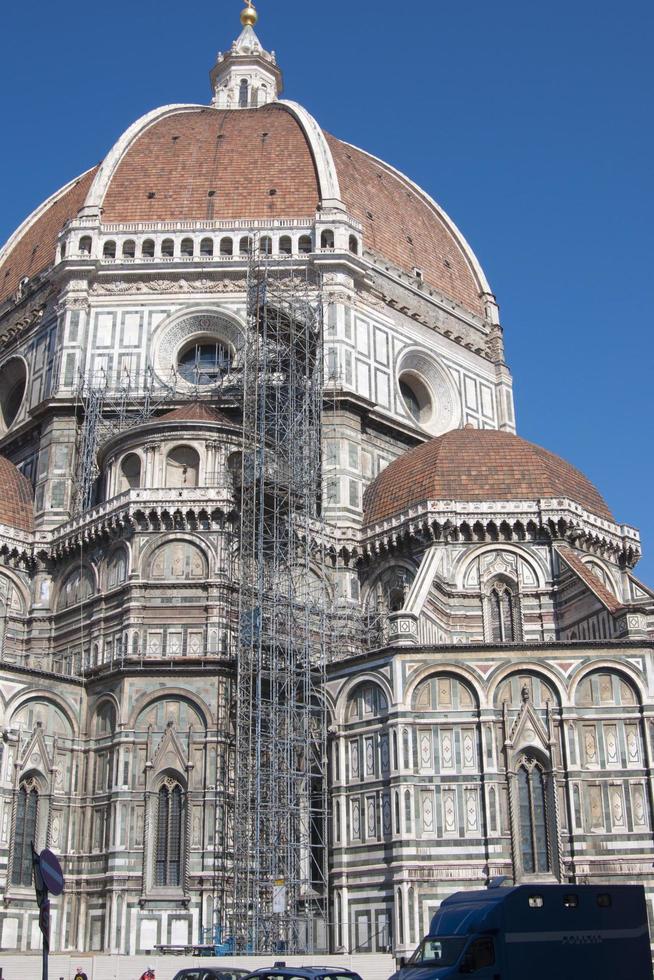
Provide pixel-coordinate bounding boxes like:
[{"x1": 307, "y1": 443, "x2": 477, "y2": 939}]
[{"x1": 230, "y1": 255, "x2": 329, "y2": 953}]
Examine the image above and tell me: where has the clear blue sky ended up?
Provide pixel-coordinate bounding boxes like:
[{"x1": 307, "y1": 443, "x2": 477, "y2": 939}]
[{"x1": 1, "y1": 1, "x2": 652, "y2": 581}]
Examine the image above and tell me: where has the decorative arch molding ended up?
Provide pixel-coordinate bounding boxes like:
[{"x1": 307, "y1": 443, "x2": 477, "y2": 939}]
[
  {"x1": 487, "y1": 662, "x2": 566, "y2": 709},
  {"x1": 456, "y1": 543, "x2": 548, "y2": 591},
  {"x1": 54, "y1": 561, "x2": 98, "y2": 612},
  {"x1": 83, "y1": 104, "x2": 206, "y2": 214},
  {"x1": 90, "y1": 693, "x2": 120, "y2": 735},
  {"x1": 128, "y1": 687, "x2": 212, "y2": 730},
  {"x1": 139, "y1": 531, "x2": 216, "y2": 580},
  {"x1": 580, "y1": 556, "x2": 620, "y2": 596},
  {"x1": 150, "y1": 305, "x2": 246, "y2": 388},
  {"x1": 104, "y1": 541, "x2": 131, "y2": 590},
  {"x1": 361, "y1": 557, "x2": 417, "y2": 608},
  {"x1": 403, "y1": 663, "x2": 483, "y2": 711},
  {"x1": 568, "y1": 660, "x2": 646, "y2": 706},
  {"x1": 275, "y1": 101, "x2": 344, "y2": 209},
  {"x1": 334, "y1": 672, "x2": 393, "y2": 726},
  {"x1": 339, "y1": 139, "x2": 495, "y2": 312},
  {"x1": 7, "y1": 690, "x2": 79, "y2": 738},
  {"x1": 0, "y1": 567, "x2": 30, "y2": 615},
  {"x1": 314, "y1": 688, "x2": 336, "y2": 729}
]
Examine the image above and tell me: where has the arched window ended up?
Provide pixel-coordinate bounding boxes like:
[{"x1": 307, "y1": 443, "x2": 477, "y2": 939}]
[
  {"x1": 181, "y1": 237, "x2": 194, "y2": 257},
  {"x1": 122, "y1": 239, "x2": 136, "y2": 258},
  {"x1": 488, "y1": 580, "x2": 517, "y2": 642},
  {"x1": 166, "y1": 446, "x2": 200, "y2": 488},
  {"x1": 103, "y1": 240, "x2": 116, "y2": 259},
  {"x1": 79, "y1": 235, "x2": 92, "y2": 255},
  {"x1": 142, "y1": 238, "x2": 155, "y2": 258},
  {"x1": 320, "y1": 229, "x2": 335, "y2": 249},
  {"x1": 155, "y1": 778, "x2": 184, "y2": 886},
  {"x1": 119, "y1": 453, "x2": 141, "y2": 491},
  {"x1": 239, "y1": 236, "x2": 252, "y2": 256},
  {"x1": 279, "y1": 235, "x2": 292, "y2": 255},
  {"x1": 349, "y1": 235, "x2": 358, "y2": 254},
  {"x1": 11, "y1": 779, "x2": 39, "y2": 886},
  {"x1": 298, "y1": 235, "x2": 312, "y2": 254},
  {"x1": 260, "y1": 236, "x2": 272, "y2": 255},
  {"x1": 161, "y1": 238, "x2": 174, "y2": 257},
  {"x1": 200, "y1": 237, "x2": 214, "y2": 257},
  {"x1": 517, "y1": 757, "x2": 550, "y2": 874},
  {"x1": 239, "y1": 79, "x2": 249, "y2": 108},
  {"x1": 219, "y1": 237, "x2": 233, "y2": 256}
]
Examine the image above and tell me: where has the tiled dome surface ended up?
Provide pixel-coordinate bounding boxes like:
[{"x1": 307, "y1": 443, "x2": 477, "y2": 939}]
[
  {"x1": 0, "y1": 456, "x2": 34, "y2": 532},
  {"x1": 0, "y1": 106, "x2": 485, "y2": 316},
  {"x1": 0, "y1": 168, "x2": 98, "y2": 306},
  {"x1": 363, "y1": 428, "x2": 614, "y2": 525}
]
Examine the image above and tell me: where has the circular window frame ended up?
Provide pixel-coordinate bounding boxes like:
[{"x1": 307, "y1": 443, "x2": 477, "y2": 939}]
[
  {"x1": 399, "y1": 371, "x2": 434, "y2": 427},
  {"x1": 396, "y1": 348, "x2": 460, "y2": 435},
  {"x1": 175, "y1": 335, "x2": 235, "y2": 389},
  {"x1": 0, "y1": 356, "x2": 28, "y2": 435},
  {"x1": 151, "y1": 309, "x2": 244, "y2": 390}
]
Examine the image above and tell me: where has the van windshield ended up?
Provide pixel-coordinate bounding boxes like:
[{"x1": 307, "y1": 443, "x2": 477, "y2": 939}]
[{"x1": 408, "y1": 937, "x2": 466, "y2": 967}]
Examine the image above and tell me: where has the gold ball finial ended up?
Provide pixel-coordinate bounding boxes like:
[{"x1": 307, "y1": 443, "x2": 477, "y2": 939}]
[{"x1": 241, "y1": 0, "x2": 258, "y2": 27}]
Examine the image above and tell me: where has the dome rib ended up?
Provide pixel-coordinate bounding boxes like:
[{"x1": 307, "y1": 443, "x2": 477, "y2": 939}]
[
  {"x1": 363, "y1": 428, "x2": 614, "y2": 525},
  {"x1": 0, "y1": 167, "x2": 98, "y2": 307}
]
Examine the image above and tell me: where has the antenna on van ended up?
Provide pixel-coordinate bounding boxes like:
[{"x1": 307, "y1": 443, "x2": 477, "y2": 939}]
[{"x1": 487, "y1": 876, "x2": 512, "y2": 889}]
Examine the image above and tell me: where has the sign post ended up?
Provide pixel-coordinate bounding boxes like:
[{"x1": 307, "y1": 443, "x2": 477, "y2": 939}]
[{"x1": 31, "y1": 843, "x2": 64, "y2": 980}]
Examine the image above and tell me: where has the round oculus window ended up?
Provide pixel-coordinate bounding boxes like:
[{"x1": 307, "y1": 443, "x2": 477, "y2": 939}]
[
  {"x1": 399, "y1": 373, "x2": 432, "y2": 426},
  {"x1": 177, "y1": 339, "x2": 232, "y2": 386}
]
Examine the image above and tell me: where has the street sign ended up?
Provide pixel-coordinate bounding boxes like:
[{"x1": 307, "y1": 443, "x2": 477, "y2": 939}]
[{"x1": 39, "y1": 849, "x2": 64, "y2": 896}]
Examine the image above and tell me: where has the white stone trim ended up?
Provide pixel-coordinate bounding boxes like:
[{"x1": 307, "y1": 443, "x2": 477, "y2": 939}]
[
  {"x1": 275, "y1": 101, "x2": 344, "y2": 210},
  {"x1": 0, "y1": 167, "x2": 96, "y2": 268},
  {"x1": 339, "y1": 138, "x2": 494, "y2": 302},
  {"x1": 83, "y1": 104, "x2": 207, "y2": 214}
]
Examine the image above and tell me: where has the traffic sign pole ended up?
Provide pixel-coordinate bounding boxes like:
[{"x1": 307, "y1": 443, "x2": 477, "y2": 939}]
[{"x1": 31, "y1": 843, "x2": 48, "y2": 980}]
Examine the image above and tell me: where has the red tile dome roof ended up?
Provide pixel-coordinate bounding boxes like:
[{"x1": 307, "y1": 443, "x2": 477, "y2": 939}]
[
  {"x1": 363, "y1": 428, "x2": 614, "y2": 526},
  {"x1": 0, "y1": 455, "x2": 34, "y2": 532},
  {"x1": 0, "y1": 104, "x2": 487, "y2": 316},
  {"x1": 160, "y1": 403, "x2": 235, "y2": 425},
  {"x1": 0, "y1": 168, "x2": 98, "y2": 306}
]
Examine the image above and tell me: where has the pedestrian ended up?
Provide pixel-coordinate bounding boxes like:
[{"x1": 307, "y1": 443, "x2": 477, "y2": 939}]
[
  {"x1": 139, "y1": 967, "x2": 156, "y2": 980},
  {"x1": 73, "y1": 968, "x2": 89, "y2": 980}
]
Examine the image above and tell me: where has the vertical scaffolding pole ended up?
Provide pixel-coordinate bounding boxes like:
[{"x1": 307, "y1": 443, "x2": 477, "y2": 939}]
[{"x1": 232, "y1": 255, "x2": 328, "y2": 953}]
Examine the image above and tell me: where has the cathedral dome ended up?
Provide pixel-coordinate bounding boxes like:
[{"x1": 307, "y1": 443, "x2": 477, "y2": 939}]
[
  {"x1": 0, "y1": 455, "x2": 34, "y2": 532},
  {"x1": 0, "y1": 104, "x2": 489, "y2": 317},
  {"x1": 363, "y1": 427, "x2": 614, "y2": 526}
]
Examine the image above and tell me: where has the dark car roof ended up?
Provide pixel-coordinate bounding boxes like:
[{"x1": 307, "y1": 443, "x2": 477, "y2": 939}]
[{"x1": 243, "y1": 970, "x2": 361, "y2": 979}]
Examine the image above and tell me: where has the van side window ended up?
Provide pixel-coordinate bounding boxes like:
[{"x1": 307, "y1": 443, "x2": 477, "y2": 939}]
[
  {"x1": 528, "y1": 894, "x2": 544, "y2": 908},
  {"x1": 469, "y1": 937, "x2": 495, "y2": 969},
  {"x1": 563, "y1": 894, "x2": 578, "y2": 908}
]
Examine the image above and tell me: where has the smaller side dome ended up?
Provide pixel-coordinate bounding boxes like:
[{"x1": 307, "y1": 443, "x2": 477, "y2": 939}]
[
  {"x1": 363, "y1": 428, "x2": 614, "y2": 526},
  {"x1": 0, "y1": 456, "x2": 34, "y2": 532},
  {"x1": 160, "y1": 403, "x2": 235, "y2": 426}
]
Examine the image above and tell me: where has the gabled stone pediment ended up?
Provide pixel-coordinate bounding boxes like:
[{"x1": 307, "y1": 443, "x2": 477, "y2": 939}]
[
  {"x1": 19, "y1": 725, "x2": 52, "y2": 775},
  {"x1": 151, "y1": 722, "x2": 187, "y2": 775},
  {"x1": 507, "y1": 698, "x2": 550, "y2": 755}
]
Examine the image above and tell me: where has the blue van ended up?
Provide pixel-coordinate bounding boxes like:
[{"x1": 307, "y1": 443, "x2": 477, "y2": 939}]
[{"x1": 390, "y1": 883, "x2": 653, "y2": 980}]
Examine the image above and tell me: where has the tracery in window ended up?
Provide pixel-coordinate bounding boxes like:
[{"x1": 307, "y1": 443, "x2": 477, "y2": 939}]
[
  {"x1": 488, "y1": 579, "x2": 518, "y2": 642},
  {"x1": 11, "y1": 778, "x2": 39, "y2": 886},
  {"x1": 517, "y1": 756, "x2": 550, "y2": 875},
  {"x1": 155, "y1": 777, "x2": 184, "y2": 887}
]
